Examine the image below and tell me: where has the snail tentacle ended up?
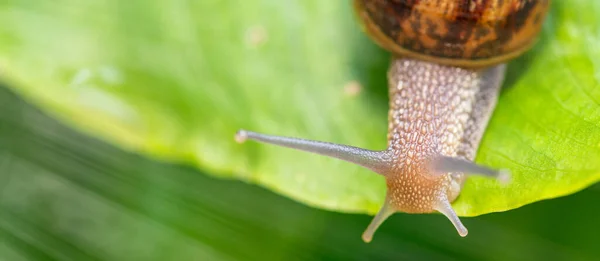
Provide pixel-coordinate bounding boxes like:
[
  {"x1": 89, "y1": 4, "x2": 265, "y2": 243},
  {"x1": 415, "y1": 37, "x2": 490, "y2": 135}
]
[
  {"x1": 430, "y1": 155, "x2": 511, "y2": 185},
  {"x1": 362, "y1": 199, "x2": 395, "y2": 243},
  {"x1": 434, "y1": 196, "x2": 468, "y2": 237},
  {"x1": 235, "y1": 130, "x2": 393, "y2": 175}
]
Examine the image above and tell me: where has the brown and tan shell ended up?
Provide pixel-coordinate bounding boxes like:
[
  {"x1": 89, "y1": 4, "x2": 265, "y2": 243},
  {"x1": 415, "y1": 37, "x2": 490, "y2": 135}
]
[{"x1": 354, "y1": 0, "x2": 550, "y2": 67}]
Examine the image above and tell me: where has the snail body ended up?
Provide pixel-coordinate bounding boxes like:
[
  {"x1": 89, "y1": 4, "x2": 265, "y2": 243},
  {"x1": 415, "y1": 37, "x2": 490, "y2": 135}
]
[{"x1": 236, "y1": 0, "x2": 550, "y2": 242}]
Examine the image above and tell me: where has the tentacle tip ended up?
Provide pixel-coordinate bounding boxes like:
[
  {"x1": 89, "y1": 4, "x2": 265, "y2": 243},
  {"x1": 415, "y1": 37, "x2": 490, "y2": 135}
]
[
  {"x1": 458, "y1": 227, "x2": 469, "y2": 237},
  {"x1": 235, "y1": 130, "x2": 248, "y2": 143},
  {"x1": 361, "y1": 232, "x2": 373, "y2": 243},
  {"x1": 497, "y1": 169, "x2": 512, "y2": 185}
]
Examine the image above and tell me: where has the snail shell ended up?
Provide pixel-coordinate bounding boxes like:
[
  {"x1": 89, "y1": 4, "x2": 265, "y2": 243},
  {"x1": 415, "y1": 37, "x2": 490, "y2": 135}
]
[{"x1": 355, "y1": 0, "x2": 550, "y2": 67}]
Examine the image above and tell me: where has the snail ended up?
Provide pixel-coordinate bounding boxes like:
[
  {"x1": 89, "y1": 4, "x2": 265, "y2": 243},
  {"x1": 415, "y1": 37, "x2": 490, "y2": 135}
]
[{"x1": 235, "y1": 0, "x2": 550, "y2": 242}]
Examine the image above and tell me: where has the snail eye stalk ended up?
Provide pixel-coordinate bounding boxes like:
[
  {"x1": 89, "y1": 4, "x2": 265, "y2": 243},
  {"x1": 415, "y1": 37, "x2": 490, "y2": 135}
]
[
  {"x1": 431, "y1": 155, "x2": 511, "y2": 184},
  {"x1": 235, "y1": 129, "x2": 393, "y2": 175}
]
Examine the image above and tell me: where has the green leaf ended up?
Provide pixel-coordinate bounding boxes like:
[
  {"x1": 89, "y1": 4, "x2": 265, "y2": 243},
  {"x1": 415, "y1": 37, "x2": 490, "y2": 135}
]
[{"x1": 0, "y1": 0, "x2": 599, "y2": 217}]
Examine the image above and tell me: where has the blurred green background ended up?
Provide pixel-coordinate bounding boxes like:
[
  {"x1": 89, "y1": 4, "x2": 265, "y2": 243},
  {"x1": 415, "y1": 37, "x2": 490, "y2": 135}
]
[{"x1": 2, "y1": 84, "x2": 600, "y2": 260}]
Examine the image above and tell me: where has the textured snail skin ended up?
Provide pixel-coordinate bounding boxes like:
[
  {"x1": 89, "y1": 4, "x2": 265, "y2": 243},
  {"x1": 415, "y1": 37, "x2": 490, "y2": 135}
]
[
  {"x1": 355, "y1": 0, "x2": 550, "y2": 67},
  {"x1": 234, "y1": 59, "x2": 509, "y2": 240},
  {"x1": 385, "y1": 58, "x2": 505, "y2": 213}
]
